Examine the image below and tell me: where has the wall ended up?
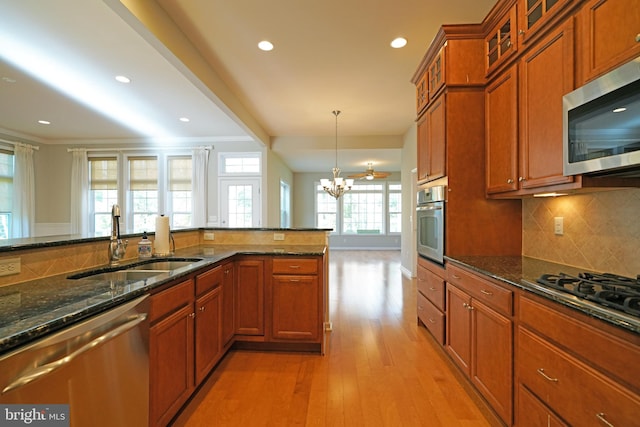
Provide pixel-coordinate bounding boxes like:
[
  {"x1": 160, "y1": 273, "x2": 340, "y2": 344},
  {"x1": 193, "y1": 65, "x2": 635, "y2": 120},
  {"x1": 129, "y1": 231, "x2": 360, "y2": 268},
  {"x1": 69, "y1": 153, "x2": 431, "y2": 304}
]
[
  {"x1": 522, "y1": 188, "x2": 640, "y2": 277},
  {"x1": 400, "y1": 123, "x2": 417, "y2": 277}
]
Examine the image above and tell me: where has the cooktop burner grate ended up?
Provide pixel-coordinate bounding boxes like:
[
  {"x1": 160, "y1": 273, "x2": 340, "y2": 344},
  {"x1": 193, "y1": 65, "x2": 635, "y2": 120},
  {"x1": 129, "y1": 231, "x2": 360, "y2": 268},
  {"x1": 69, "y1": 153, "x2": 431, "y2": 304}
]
[{"x1": 537, "y1": 272, "x2": 640, "y2": 317}]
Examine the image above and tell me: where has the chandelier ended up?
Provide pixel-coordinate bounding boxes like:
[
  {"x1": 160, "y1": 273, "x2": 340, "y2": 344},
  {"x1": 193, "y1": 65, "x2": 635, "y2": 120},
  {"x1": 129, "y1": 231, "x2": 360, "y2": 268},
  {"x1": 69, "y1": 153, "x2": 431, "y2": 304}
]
[{"x1": 321, "y1": 110, "x2": 354, "y2": 199}]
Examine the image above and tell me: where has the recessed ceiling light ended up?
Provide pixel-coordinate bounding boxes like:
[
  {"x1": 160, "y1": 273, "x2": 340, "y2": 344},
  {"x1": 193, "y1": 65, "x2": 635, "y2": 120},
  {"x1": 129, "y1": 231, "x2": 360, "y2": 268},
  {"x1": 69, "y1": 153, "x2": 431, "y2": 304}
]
[
  {"x1": 38, "y1": 120, "x2": 51, "y2": 125},
  {"x1": 390, "y1": 37, "x2": 407, "y2": 48},
  {"x1": 115, "y1": 75, "x2": 131, "y2": 83},
  {"x1": 179, "y1": 117, "x2": 190, "y2": 122},
  {"x1": 613, "y1": 107, "x2": 627, "y2": 113},
  {"x1": 258, "y1": 40, "x2": 274, "y2": 51}
]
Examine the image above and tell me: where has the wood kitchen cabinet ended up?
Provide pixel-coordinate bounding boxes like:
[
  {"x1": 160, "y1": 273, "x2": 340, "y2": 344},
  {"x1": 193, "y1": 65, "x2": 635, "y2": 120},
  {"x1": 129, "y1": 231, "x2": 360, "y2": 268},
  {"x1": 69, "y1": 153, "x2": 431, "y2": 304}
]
[
  {"x1": 270, "y1": 257, "x2": 323, "y2": 343},
  {"x1": 149, "y1": 279, "x2": 195, "y2": 427},
  {"x1": 516, "y1": 293, "x2": 640, "y2": 427},
  {"x1": 194, "y1": 266, "x2": 224, "y2": 384},
  {"x1": 235, "y1": 256, "x2": 265, "y2": 336},
  {"x1": 446, "y1": 264, "x2": 514, "y2": 425},
  {"x1": 416, "y1": 94, "x2": 446, "y2": 184},
  {"x1": 416, "y1": 257, "x2": 446, "y2": 345},
  {"x1": 486, "y1": 19, "x2": 575, "y2": 196},
  {"x1": 415, "y1": 71, "x2": 429, "y2": 115},
  {"x1": 518, "y1": 0, "x2": 574, "y2": 45},
  {"x1": 577, "y1": 0, "x2": 640, "y2": 84},
  {"x1": 220, "y1": 261, "x2": 235, "y2": 346},
  {"x1": 485, "y1": 3, "x2": 518, "y2": 74}
]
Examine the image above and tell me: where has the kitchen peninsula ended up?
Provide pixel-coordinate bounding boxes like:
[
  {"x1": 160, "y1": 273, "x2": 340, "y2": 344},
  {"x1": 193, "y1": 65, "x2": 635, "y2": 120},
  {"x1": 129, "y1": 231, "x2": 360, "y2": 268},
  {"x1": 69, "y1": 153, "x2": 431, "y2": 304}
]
[{"x1": 0, "y1": 228, "x2": 330, "y2": 427}]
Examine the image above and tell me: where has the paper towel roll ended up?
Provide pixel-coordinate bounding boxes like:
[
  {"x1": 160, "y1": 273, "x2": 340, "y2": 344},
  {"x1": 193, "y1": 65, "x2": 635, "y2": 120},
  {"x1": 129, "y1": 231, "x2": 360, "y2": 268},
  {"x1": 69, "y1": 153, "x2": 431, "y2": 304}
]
[{"x1": 154, "y1": 215, "x2": 171, "y2": 255}]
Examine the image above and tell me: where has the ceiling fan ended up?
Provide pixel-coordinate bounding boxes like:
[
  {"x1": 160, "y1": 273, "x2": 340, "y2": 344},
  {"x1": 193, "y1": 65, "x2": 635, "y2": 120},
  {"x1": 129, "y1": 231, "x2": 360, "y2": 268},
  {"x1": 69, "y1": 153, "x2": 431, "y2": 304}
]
[{"x1": 348, "y1": 163, "x2": 391, "y2": 180}]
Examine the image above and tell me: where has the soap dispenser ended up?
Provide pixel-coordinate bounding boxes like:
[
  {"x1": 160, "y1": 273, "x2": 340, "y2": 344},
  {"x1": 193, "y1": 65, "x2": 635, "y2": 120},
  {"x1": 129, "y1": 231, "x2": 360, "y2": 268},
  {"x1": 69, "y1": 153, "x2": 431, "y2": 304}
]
[{"x1": 138, "y1": 231, "x2": 152, "y2": 258}]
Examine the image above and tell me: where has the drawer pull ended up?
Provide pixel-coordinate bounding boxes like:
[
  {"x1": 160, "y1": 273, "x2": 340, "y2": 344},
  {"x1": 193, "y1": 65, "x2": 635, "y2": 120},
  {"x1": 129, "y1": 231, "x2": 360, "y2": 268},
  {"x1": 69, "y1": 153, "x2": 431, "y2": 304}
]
[
  {"x1": 480, "y1": 289, "x2": 493, "y2": 296},
  {"x1": 199, "y1": 306, "x2": 205, "y2": 312},
  {"x1": 289, "y1": 265, "x2": 301, "y2": 269},
  {"x1": 451, "y1": 274, "x2": 461, "y2": 279},
  {"x1": 289, "y1": 279, "x2": 301, "y2": 282},
  {"x1": 428, "y1": 318, "x2": 436, "y2": 324},
  {"x1": 536, "y1": 368, "x2": 558, "y2": 382},
  {"x1": 429, "y1": 287, "x2": 437, "y2": 291},
  {"x1": 596, "y1": 412, "x2": 614, "y2": 427}
]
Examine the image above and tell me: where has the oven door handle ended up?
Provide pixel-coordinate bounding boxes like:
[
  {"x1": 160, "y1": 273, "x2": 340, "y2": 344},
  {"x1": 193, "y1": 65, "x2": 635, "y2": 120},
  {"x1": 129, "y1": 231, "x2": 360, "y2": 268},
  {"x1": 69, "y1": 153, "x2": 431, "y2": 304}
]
[{"x1": 416, "y1": 205, "x2": 443, "y2": 211}]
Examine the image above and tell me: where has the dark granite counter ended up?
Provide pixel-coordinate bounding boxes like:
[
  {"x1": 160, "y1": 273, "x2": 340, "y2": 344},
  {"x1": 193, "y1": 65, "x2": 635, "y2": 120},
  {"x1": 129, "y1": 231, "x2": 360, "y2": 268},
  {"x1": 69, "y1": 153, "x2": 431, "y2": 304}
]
[
  {"x1": 0, "y1": 245, "x2": 326, "y2": 356},
  {"x1": 445, "y1": 255, "x2": 640, "y2": 334}
]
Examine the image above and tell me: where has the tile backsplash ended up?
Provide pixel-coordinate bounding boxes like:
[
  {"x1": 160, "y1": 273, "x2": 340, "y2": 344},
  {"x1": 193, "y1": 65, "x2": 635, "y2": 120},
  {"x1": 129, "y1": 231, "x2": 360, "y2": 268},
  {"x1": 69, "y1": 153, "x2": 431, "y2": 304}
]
[{"x1": 523, "y1": 188, "x2": 640, "y2": 277}]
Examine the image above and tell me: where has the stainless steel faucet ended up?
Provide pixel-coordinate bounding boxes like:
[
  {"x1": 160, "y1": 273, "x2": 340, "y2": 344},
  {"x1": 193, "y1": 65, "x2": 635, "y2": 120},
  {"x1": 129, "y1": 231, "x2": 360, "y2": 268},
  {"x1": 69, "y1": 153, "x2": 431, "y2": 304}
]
[{"x1": 108, "y1": 204, "x2": 128, "y2": 265}]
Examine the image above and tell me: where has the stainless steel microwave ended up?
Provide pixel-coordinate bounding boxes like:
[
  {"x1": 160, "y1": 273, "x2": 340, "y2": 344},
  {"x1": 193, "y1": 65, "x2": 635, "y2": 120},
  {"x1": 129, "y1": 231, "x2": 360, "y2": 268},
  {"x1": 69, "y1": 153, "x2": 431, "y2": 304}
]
[{"x1": 563, "y1": 56, "x2": 640, "y2": 177}]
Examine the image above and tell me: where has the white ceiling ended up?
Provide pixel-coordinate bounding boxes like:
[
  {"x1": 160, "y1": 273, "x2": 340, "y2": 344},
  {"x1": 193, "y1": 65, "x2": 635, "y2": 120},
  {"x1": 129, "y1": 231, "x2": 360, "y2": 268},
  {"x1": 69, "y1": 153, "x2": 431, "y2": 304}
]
[{"x1": 0, "y1": 0, "x2": 495, "y2": 173}]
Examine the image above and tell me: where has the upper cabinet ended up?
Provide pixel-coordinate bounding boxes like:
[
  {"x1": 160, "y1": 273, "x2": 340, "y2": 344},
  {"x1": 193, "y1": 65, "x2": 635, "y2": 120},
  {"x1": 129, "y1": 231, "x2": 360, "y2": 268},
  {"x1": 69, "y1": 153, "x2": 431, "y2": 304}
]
[
  {"x1": 486, "y1": 4, "x2": 519, "y2": 74},
  {"x1": 518, "y1": 0, "x2": 574, "y2": 44},
  {"x1": 576, "y1": 0, "x2": 640, "y2": 84}
]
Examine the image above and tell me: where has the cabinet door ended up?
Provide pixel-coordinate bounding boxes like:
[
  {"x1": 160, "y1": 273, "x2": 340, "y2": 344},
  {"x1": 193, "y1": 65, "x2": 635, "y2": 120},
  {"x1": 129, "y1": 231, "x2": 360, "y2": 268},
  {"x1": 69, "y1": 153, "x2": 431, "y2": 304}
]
[
  {"x1": 416, "y1": 113, "x2": 429, "y2": 183},
  {"x1": 519, "y1": 21, "x2": 575, "y2": 189},
  {"x1": 486, "y1": 5, "x2": 518, "y2": 73},
  {"x1": 427, "y1": 94, "x2": 446, "y2": 182},
  {"x1": 271, "y1": 275, "x2": 320, "y2": 341},
  {"x1": 446, "y1": 284, "x2": 472, "y2": 375},
  {"x1": 519, "y1": 0, "x2": 573, "y2": 44},
  {"x1": 149, "y1": 304, "x2": 194, "y2": 427},
  {"x1": 579, "y1": 0, "x2": 640, "y2": 82},
  {"x1": 518, "y1": 384, "x2": 569, "y2": 427},
  {"x1": 221, "y1": 262, "x2": 235, "y2": 345},
  {"x1": 486, "y1": 67, "x2": 519, "y2": 194},
  {"x1": 472, "y1": 299, "x2": 513, "y2": 424},
  {"x1": 235, "y1": 258, "x2": 265, "y2": 336},
  {"x1": 195, "y1": 286, "x2": 222, "y2": 384}
]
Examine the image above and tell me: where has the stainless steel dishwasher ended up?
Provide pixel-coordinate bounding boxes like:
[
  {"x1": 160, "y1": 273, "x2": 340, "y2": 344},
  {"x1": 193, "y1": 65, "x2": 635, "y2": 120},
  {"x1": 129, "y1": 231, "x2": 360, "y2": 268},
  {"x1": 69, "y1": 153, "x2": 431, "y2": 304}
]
[{"x1": 0, "y1": 294, "x2": 150, "y2": 427}]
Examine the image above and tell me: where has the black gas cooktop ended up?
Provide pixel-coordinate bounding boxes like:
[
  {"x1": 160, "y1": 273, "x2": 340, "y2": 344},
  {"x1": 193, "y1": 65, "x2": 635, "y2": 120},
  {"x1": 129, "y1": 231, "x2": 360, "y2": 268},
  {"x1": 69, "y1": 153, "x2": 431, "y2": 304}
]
[{"x1": 537, "y1": 272, "x2": 640, "y2": 317}]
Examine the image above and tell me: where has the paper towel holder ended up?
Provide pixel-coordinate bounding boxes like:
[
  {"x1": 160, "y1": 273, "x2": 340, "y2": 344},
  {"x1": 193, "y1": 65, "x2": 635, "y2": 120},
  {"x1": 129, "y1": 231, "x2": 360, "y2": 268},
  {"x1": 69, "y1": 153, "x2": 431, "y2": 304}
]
[{"x1": 153, "y1": 234, "x2": 175, "y2": 257}]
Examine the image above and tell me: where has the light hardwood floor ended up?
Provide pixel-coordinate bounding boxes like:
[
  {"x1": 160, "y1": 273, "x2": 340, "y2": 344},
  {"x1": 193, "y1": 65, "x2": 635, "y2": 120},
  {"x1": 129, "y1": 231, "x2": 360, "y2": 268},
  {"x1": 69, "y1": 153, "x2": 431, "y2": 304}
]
[{"x1": 171, "y1": 251, "x2": 495, "y2": 426}]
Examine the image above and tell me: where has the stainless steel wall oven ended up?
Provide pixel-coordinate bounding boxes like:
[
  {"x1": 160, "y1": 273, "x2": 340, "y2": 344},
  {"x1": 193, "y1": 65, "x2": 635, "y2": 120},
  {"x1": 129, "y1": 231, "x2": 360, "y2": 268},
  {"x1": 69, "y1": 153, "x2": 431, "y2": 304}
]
[{"x1": 416, "y1": 185, "x2": 445, "y2": 264}]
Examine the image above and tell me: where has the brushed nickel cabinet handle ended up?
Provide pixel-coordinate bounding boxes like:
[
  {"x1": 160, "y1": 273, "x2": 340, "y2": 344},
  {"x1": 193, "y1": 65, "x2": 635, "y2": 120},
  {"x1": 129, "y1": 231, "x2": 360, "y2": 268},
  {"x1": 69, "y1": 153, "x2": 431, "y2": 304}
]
[
  {"x1": 189, "y1": 312, "x2": 196, "y2": 319},
  {"x1": 480, "y1": 289, "x2": 493, "y2": 296},
  {"x1": 289, "y1": 265, "x2": 301, "y2": 269},
  {"x1": 519, "y1": 29, "x2": 525, "y2": 36},
  {"x1": 199, "y1": 306, "x2": 205, "y2": 312},
  {"x1": 636, "y1": 33, "x2": 640, "y2": 42},
  {"x1": 428, "y1": 318, "x2": 436, "y2": 324},
  {"x1": 507, "y1": 178, "x2": 514, "y2": 184},
  {"x1": 519, "y1": 176, "x2": 525, "y2": 182},
  {"x1": 451, "y1": 274, "x2": 461, "y2": 279},
  {"x1": 596, "y1": 412, "x2": 614, "y2": 427},
  {"x1": 462, "y1": 302, "x2": 474, "y2": 311},
  {"x1": 536, "y1": 368, "x2": 558, "y2": 382},
  {"x1": 429, "y1": 287, "x2": 437, "y2": 291}
]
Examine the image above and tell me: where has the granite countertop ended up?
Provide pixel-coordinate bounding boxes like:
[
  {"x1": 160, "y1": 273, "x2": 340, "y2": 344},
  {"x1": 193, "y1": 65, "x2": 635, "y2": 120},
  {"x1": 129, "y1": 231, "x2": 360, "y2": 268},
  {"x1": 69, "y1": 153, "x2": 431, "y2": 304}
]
[
  {"x1": 0, "y1": 245, "x2": 326, "y2": 356},
  {"x1": 445, "y1": 255, "x2": 640, "y2": 334}
]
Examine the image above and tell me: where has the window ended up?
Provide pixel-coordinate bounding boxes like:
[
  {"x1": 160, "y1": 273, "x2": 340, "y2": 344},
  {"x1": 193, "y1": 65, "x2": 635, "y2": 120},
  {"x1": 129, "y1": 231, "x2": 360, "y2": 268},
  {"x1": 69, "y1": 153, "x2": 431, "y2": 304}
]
[
  {"x1": 89, "y1": 157, "x2": 118, "y2": 236},
  {"x1": 316, "y1": 184, "x2": 337, "y2": 231},
  {"x1": 0, "y1": 150, "x2": 13, "y2": 239},
  {"x1": 128, "y1": 156, "x2": 158, "y2": 233},
  {"x1": 315, "y1": 181, "x2": 401, "y2": 235},
  {"x1": 280, "y1": 180, "x2": 290, "y2": 228},
  {"x1": 219, "y1": 152, "x2": 261, "y2": 175},
  {"x1": 342, "y1": 183, "x2": 384, "y2": 234},
  {"x1": 168, "y1": 156, "x2": 192, "y2": 228},
  {"x1": 227, "y1": 184, "x2": 253, "y2": 227},
  {"x1": 388, "y1": 183, "x2": 402, "y2": 233},
  {"x1": 87, "y1": 152, "x2": 193, "y2": 236}
]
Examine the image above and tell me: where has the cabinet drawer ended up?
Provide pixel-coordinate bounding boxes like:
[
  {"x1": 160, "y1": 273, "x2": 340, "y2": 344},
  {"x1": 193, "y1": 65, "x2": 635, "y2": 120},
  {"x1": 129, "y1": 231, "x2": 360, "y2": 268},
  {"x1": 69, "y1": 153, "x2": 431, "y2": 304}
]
[
  {"x1": 447, "y1": 264, "x2": 512, "y2": 315},
  {"x1": 517, "y1": 384, "x2": 568, "y2": 427},
  {"x1": 517, "y1": 327, "x2": 640, "y2": 427},
  {"x1": 417, "y1": 264, "x2": 445, "y2": 311},
  {"x1": 519, "y1": 295, "x2": 640, "y2": 391},
  {"x1": 417, "y1": 292, "x2": 445, "y2": 345},
  {"x1": 272, "y1": 258, "x2": 318, "y2": 275},
  {"x1": 195, "y1": 265, "x2": 223, "y2": 296},
  {"x1": 150, "y1": 279, "x2": 194, "y2": 323}
]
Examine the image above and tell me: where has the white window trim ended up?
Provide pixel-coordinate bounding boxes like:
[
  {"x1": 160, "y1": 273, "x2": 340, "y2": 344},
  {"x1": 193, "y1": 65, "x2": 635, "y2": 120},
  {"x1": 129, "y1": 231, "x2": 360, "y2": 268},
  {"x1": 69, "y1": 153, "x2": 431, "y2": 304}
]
[{"x1": 218, "y1": 152, "x2": 262, "y2": 176}]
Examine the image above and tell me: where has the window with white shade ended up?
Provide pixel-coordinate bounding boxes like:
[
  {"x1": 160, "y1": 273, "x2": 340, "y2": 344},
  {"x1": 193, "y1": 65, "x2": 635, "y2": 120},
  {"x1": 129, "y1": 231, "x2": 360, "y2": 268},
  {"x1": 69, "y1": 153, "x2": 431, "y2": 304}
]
[
  {"x1": 167, "y1": 156, "x2": 192, "y2": 228},
  {"x1": 128, "y1": 156, "x2": 158, "y2": 233},
  {"x1": 89, "y1": 157, "x2": 118, "y2": 236}
]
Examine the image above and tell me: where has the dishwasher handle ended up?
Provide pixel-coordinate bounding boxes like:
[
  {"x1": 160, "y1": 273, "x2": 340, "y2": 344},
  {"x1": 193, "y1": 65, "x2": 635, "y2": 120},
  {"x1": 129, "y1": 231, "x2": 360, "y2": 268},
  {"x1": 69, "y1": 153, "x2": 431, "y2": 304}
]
[{"x1": 2, "y1": 313, "x2": 147, "y2": 394}]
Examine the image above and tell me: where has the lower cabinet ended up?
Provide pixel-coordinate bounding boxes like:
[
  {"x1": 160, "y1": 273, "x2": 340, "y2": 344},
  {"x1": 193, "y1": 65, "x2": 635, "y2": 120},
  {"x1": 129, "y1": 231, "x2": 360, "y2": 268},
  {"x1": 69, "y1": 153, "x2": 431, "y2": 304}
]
[
  {"x1": 270, "y1": 257, "x2": 322, "y2": 342},
  {"x1": 194, "y1": 266, "x2": 224, "y2": 384},
  {"x1": 516, "y1": 294, "x2": 640, "y2": 427},
  {"x1": 235, "y1": 257, "x2": 265, "y2": 336},
  {"x1": 416, "y1": 257, "x2": 446, "y2": 344},
  {"x1": 149, "y1": 279, "x2": 196, "y2": 427},
  {"x1": 221, "y1": 261, "x2": 235, "y2": 346},
  {"x1": 446, "y1": 264, "x2": 514, "y2": 425}
]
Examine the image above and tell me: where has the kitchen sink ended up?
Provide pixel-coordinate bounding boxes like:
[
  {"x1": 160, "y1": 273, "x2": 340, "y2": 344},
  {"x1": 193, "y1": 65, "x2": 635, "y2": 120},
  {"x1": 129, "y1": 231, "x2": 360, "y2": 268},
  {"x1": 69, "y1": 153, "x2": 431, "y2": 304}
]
[{"x1": 67, "y1": 257, "x2": 204, "y2": 281}]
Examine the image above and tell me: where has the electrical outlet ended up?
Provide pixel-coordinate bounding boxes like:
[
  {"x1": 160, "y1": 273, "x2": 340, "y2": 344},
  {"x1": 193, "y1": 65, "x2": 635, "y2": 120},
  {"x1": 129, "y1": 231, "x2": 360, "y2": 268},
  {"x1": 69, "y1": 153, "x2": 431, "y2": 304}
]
[
  {"x1": 554, "y1": 217, "x2": 564, "y2": 236},
  {"x1": 0, "y1": 258, "x2": 21, "y2": 277},
  {"x1": 203, "y1": 232, "x2": 215, "y2": 241},
  {"x1": 273, "y1": 233, "x2": 285, "y2": 241}
]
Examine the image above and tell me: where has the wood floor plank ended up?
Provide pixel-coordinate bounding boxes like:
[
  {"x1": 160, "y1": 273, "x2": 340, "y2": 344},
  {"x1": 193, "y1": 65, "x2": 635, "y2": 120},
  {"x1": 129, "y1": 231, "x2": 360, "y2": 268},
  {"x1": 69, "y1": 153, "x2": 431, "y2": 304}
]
[{"x1": 171, "y1": 251, "x2": 495, "y2": 427}]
